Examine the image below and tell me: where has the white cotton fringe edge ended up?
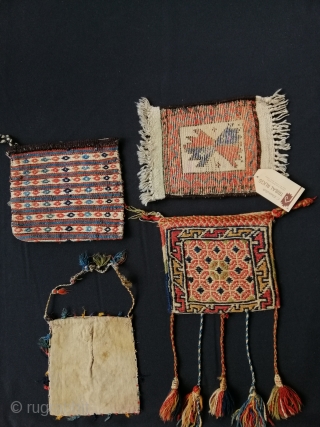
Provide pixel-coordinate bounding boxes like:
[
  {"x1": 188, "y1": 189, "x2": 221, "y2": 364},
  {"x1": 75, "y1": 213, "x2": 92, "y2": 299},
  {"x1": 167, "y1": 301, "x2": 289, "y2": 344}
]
[
  {"x1": 256, "y1": 89, "x2": 291, "y2": 176},
  {"x1": 136, "y1": 98, "x2": 165, "y2": 205}
]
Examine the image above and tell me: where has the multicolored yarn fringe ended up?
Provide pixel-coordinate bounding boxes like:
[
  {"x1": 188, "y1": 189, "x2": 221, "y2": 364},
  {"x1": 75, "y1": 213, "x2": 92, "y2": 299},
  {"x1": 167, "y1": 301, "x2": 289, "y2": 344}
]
[
  {"x1": 159, "y1": 314, "x2": 181, "y2": 422},
  {"x1": 6, "y1": 138, "x2": 124, "y2": 241},
  {"x1": 267, "y1": 309, "x2": 302, "y2": 420},
  {"x1": 209, "y1": 314, "x2": 234, "y2": 418},
  {"x1": 178, "y1": 314, "x2": 204, "y2": 427},
  {"x1": 231, "y1": 311, "x2": 268, "y2": 427}
]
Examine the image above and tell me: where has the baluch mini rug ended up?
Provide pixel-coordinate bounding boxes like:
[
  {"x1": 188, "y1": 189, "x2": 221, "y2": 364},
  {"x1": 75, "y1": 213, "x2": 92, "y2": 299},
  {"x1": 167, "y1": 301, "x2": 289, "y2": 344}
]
[
  {"x1": 128, "y1": 197, "x2": 315, "y2": 427},
  {"x1": 136, "y1": 90, "x2": 290, "y2": 205},
  {"x1": 5, "y1": 138, "x2": 124, "y2": 241}
]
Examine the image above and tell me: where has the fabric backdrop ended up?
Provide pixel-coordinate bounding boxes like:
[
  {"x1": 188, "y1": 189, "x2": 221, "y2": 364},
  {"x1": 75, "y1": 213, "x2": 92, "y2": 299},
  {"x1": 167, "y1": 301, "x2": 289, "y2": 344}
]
[{"x1": 0, "y1": 1, "x2": 319, "y2": 426}]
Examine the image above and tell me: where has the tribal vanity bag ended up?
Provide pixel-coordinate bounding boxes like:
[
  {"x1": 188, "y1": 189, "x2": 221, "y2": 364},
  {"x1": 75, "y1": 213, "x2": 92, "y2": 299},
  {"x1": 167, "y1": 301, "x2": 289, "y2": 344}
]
[
  {"x1": 3, "y1": 136, "x2": 124, "y2": 241},
  {"x1": 136, "y1": 90, "x2": 290, "y2": 205},
  {"x1": 38, "y1": 251, "x2": 139, "y2": 420},
  {"x1": 128, "y1": 197, "x2": 315, "y2": 427}
]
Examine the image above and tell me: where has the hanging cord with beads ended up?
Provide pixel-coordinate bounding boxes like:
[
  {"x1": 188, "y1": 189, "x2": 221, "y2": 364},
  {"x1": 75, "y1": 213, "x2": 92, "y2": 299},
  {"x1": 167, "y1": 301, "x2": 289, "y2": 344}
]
[
  {"x1": 267, "y1": 308, "x2": 302, "y2": 420},
  {"x1": 44, "y1": 251, "x2": 134, "y2": 321},
  {"x1": 231, "y1": 310, "x2": 268, "y2": 427},
  {"x1": 209, "y1": 313, "x2": 234, "y2": 418},
  {"x1": 178, "y1": 313, "x2": 204, "y2": 427}
]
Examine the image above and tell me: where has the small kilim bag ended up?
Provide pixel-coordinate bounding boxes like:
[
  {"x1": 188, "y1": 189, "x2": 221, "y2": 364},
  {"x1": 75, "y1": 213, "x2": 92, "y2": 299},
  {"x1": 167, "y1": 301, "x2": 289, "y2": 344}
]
[
  {"x1": 136, "y1": 90, "x2": 290, "y2": 205},
  {"x1": 38, "y1": 251, "x2": 139, "y2": 420},
  {"x1": 2, "y1": 135, "x2": 124, "y2": 241},
  {"x1": 128, "y1": 197, "x2": 315, "y2": 427}
]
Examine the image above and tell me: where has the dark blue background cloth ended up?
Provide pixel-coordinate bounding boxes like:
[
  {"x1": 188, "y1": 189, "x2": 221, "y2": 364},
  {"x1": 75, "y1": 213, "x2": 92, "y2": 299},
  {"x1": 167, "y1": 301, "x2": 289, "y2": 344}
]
[{"x1": 0, "y1": 1, "x2": 319, "y2": 426}]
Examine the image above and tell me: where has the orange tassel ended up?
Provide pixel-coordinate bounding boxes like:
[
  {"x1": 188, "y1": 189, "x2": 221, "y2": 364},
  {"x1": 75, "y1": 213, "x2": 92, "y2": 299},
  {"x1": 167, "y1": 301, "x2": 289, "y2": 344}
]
[
  {"x1": 179, "y1": 385, "x2": 203, "y2": 427},
  {"x1": 159, "y1": 377, "x2": 180, "y2": 421},
  {"x1": 267, "y1": 374, "x2": 302, "y2": 420}
]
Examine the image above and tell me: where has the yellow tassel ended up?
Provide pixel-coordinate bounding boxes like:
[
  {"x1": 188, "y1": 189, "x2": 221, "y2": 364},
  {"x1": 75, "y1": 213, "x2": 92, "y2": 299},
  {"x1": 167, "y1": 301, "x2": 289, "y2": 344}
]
[
  {"x1": 179, "y1": 385, "x2": 203, "y2": 427},
  {"x1": 55, "y1": 415, "x2": 63, "y2": 420},
  {"x1": 98, "y1": 312, "x2": 104, "y2": 316}
]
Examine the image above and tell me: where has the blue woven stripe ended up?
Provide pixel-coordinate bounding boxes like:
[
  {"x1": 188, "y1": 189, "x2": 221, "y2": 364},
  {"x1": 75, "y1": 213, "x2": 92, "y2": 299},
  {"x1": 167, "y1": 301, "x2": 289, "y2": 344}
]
[
  {"x1": 11, "y1": 168, "x2": 120, "y2": 181},
  {"x1": 15, "y1": 232, "x2": 122, "y2": 240},
  {"x1": 10, "y1": 192, "x2": 123, "y2": 203},
  {"x1": 13, "y1": 219, "x2": 122, "y2": 227},
  {"x1": 11, "y1": 145, "x2": 118, "y2": 159},
  {"x1": 12, "y1": 205, "x2": 124, "y2": 214},
  {"x1": 12, "y1": 180, "x2": 123, "y2": 192},
  {"x1": 11, "y1": 158, "x2": 118, "y2": 171}
]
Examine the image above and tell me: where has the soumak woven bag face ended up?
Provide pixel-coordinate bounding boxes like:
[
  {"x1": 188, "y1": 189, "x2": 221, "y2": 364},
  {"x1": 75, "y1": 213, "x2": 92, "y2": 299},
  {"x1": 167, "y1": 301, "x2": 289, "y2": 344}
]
[
  {"x1": 6, "y1": 139, "x2": 124, "y2": 242},
  {"x1": 128, "y1": 198, "x2": 314, "y2": 426},
  {"x1": 136, "y1": 90, "x2": 290, "y2": 205}
]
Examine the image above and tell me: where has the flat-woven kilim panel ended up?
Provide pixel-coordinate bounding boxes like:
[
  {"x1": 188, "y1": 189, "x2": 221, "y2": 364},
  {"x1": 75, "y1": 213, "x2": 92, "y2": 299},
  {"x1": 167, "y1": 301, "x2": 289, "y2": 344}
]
[
  {"x1": 157, "y1": 211, "x2": 279, "y2": 314},
  {"x1": 137, "y1": 90, "x2": 290, "y2": 205},
  {"x1": 6, "y1": 139, "x2": 124, "y2": 242}
]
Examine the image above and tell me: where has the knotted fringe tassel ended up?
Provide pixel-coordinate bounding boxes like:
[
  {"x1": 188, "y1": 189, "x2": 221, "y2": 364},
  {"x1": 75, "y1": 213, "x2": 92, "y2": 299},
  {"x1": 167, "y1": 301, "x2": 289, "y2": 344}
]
[
  {"x1": 159, "y1": 314, "x2": 180, "y2": 421},
  {"x1": 178, "y1": 314, "x2": 204, "y2": 427},
  {"x1": 267, "y1": 309, "x2": 302, "y2": 420},
  {"x1": 209, "y1": 314, "x2": 234, "y2": 418},
  {"x1": 232, "y1": 310, "x2": 268, "y2": 427}
]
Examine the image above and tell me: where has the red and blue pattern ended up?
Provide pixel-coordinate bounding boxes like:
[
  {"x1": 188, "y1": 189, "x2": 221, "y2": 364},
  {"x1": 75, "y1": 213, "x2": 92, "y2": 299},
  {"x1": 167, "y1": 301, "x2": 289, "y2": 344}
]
[{"x1": 7, "y1": 139, "x2": 124, "y2": 241}]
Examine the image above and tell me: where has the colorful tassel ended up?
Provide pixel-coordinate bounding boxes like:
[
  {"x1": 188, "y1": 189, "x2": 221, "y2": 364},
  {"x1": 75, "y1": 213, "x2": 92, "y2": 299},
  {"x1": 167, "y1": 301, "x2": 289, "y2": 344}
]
[
  {"x1": 267, "y1": 309, "x2": 302, "y2": 420},
  {"x1": 209, "y1": 377, "x2": 234, "y2": 418},
  {"x1": 267, "y1": 374, "x2": 302, "y2": 420},
  {"x1": 79, "y1": 252, "x2": 89, "y2": 270},
  {"x1": 159, "y1": 314, "x2": 180, "y2": 422},
  {"x1": 232, "y1": 310, "x2": 268, "y2": 427},
  {"x1": 179, "y1": 385, "x2": 203, "y2": 427},
  {"x1": 92, "y1": 253, "x2": 111, "y2": 268},
  {"x1": 112, "y1": 250, "x2": 127, "y2": 266},
  {"x1": 160, "y1": 377, "x2": 180, "y2": 421},
  {"x1": 178, "y1": 314, "x2": 204, "y2": 427},
  {"x1": 232, "y1": 387, "x2": 268, "y2": 427},
  {"x1": 209, "y1": 314, "x2": 234, "y2": 418}
]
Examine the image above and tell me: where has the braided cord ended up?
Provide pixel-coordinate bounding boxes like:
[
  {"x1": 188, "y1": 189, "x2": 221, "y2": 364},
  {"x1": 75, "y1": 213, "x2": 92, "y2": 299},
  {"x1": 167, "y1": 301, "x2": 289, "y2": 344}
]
[
  {"x1": 245, "y1": 310, "x2": 256, "y2": 394},
  {"x1": 44, "y1": 256, "x2": 134, "y2": 320},
  {"x1": 197, "y1": 314, "x2": 204, "y2": 386},
  {"x1": 169, "y1": 313, "x2": 178, "y2": 379},
  {"x1": 220, "y1": 314, "x2": 226, "y2": 378},
  {"x1": 273, "y1": 308, "x2": 279, "y2": 375}
]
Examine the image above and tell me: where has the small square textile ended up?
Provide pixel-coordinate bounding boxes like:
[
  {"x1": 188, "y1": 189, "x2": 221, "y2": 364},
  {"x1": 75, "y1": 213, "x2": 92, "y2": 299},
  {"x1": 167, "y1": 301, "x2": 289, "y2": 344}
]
[
  {"x1": 137, "y1": 90, "x2": 290, "y2": 205},
  {"x1": 6, "y1": 139, "x2": 124, "y2": 241},
  {"x1": 49, "y1": 317, "x2": 139, "y2": 416},
  {"x1": 158, "y1": 211, "x2": 279, "y2": 314}
]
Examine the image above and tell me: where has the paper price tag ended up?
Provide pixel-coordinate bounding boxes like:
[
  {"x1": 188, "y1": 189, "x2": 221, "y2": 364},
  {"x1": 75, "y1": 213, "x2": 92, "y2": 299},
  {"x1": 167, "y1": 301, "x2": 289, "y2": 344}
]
[{"x1": 254, "y1": 169, "x2": 304, "y2": 212}]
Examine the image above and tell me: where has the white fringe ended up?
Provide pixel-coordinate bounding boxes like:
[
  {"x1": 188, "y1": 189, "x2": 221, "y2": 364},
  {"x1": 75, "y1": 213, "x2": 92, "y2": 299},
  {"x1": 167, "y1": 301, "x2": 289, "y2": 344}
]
[
  {"x1": 136, "y1": 98, "x2": 164, "y2": 205},
  {"x1": 264, "y1": 89, "x2": 291, "y2": 176}
]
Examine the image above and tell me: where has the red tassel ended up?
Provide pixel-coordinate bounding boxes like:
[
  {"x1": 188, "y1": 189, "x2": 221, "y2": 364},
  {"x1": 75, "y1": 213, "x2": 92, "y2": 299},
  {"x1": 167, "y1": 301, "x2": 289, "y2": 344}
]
[
  {"x1": 159, "y1": 377, "x2": 180, "y2": 421},
  {"x1": 267, "y1": 374, "x2": 302, "y2": 420},
  {"x1": 178, "y1": 385, "x2": 203, "y2": 427},
  {"x1": 53, "y1": 288, "x2": 69, "y2": 295}
]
